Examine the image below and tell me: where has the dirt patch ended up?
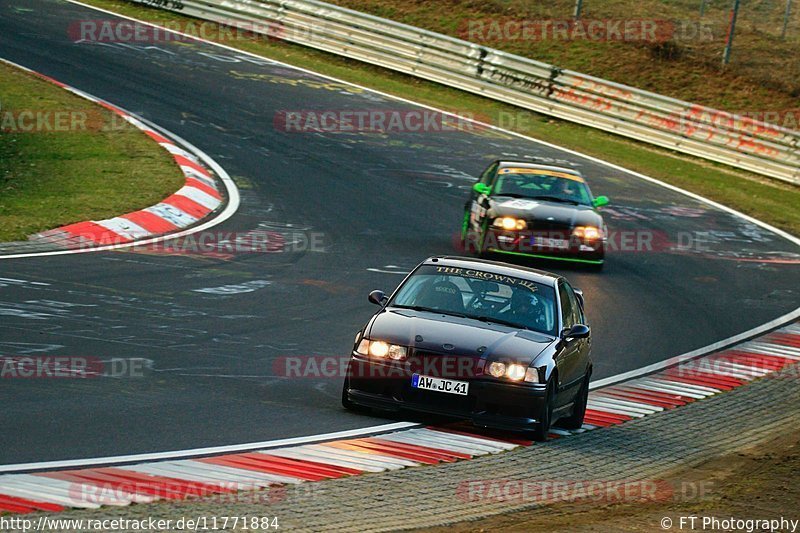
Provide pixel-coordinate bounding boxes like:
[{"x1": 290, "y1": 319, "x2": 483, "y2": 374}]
[{"x1": 425, "y1": 430, "x2": 800, "y2": 532}]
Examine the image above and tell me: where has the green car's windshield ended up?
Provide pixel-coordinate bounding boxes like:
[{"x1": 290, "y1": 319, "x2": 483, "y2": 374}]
[
  {"x1": 391, "y1": 265, "x2": 558, "y2": 336},
  {"x1": 493, "y1": 168, "x2": 592, "y2": 206}
]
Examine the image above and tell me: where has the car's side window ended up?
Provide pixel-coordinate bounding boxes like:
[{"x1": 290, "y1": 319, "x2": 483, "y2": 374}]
[
  {"x1": 564, "y1": 283, "x2": 583, "y2": 325},
  {"x1": 479, "y1": 162, "x2": 498, "y2": 186},
  {"x1": 558, "y1": 282, "x2": 574, "y2": 329}
]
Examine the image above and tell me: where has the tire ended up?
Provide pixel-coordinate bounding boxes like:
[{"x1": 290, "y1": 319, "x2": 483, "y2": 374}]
[
  {"x1": 476, "y1": 220, "x2": 490, "y2": 258},
  {"x1": 459, "y1": 210, "x2": 470, "y2": 251},
  {"x1": 531, "y1": 379, "x2": 555, "y2": 442},
  {"x1": 559, "y1": 372, "x2": 590, "y2": 430},
  {"x1": 587, "y1": 261, "x2": 604, "y2": 272}
]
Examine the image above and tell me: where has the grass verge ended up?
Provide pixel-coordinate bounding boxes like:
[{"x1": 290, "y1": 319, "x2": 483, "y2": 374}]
[
  {"x1": 328, "y1": 0, "x2": 800, "y2": 116},
  {"x1": 70, "y1": 1, "x2": 800, "y2": 235},
  {"x1": 0, "y1": 61, "x2": 184, "y2": 242}
]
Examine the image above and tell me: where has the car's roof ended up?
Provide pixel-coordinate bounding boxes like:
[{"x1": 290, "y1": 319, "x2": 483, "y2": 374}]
[
  {"x1": 421, "y1": 256, "x2": 560, "y2": 287},
  {"x1": 496, "y1": 161, "x2": 583, "y2": 177}
]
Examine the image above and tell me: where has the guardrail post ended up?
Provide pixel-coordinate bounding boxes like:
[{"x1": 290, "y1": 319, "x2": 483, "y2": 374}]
[
  {"x1": 574, "y1": 0, "x2": 584, "y2": 20},
  {"x1": 782, "y1": 0, "x2": 793, "y2": 39},
  {"x1": 722, "y1": 0, "x2": 741, "y2": 66},
  {"x1": 548, "y1": 67, "x2": 562, "y2": 99}
]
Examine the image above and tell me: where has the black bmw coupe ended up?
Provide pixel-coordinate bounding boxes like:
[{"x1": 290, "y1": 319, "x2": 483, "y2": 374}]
[{"x1": 342, "y1": 256, "x2": 593, "y2": 440}]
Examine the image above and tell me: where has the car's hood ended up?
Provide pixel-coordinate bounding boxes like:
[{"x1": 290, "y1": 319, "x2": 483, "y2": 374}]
[
  {"x1": 489, "y1": 196, "x2": 602, "y2": 228},
  {"x1": 368, "y1": 308, "x2": 555, "y2": 365}
]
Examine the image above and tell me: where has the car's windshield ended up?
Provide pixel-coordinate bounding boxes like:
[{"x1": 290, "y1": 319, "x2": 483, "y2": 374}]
[
  {"x1": 493, "y1": 168, "x2": 592, "y2": 206},
  {"x1": 390, "y1": 264, "x2": 557, "y2": 335}
]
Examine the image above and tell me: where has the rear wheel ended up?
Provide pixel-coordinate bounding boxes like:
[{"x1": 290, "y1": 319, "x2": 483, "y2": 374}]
[
  {"x1": 531, "y1": 379, "x2": 555, "y2": 441},
  {"x1": 559, "y1": 372, "x2": 590, "y2": 430}
]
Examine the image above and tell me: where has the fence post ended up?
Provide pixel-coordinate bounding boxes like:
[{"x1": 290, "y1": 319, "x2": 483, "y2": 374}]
[
  {"x1": 782, "y1": 0, "x2": 793, "y2": 39},
  {"x1": 722, "y1": 0, "x2": 741, "y2": 66},
  {"x1": 574, "y1": 0, "x2": 584, "y2": 20}
]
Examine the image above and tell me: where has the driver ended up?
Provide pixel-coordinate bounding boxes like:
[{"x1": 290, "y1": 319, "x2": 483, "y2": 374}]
[
  {"x1": 558, "y1": 179, "x2": 577, "y2": 198},
  {"x1": 499, "y1": 289, "x2": 546, "y2": 329}
]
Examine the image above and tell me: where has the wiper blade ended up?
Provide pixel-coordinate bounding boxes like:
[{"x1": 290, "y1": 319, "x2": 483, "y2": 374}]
[
  {"x1": 394, "y1": 305, "x2": 468, "y2": 319},
  {"x1": 472, "y1": 315, "x2": 530, "y2": 330},
  {"x1": 533, "y1": 196, "x2": 580, "y2": 205},
  {"x1": 493, "y1": 193, "x2": 527, "y2": 198}
]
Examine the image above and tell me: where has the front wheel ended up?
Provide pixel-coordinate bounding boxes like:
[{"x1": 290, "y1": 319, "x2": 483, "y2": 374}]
[
  {"x1": 559, "y1": 373, "x2": 590, "y2": 430},
  {"x1": 459, "y1": 210, "x2": 470, "y2": 251},
  {"x1": 531, "y1": 380, "x2": 555, "y2": 442}
]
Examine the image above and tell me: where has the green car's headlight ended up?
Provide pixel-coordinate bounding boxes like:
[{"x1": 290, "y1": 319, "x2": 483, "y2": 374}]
[{"x1": 493, "y1": 217, "x2": 527, "y2": 231}]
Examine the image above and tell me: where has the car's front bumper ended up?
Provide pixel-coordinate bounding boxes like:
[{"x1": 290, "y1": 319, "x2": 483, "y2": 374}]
[
  {"x1": 484, "y1": 229, "x2": 605, "y2": 264},
  {"x1": 344, "y1": 357, "x2": 548, "y2": 431}
]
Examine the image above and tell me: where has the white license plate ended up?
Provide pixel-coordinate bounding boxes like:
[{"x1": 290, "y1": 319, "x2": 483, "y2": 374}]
[
  {"x1": 534, "y1": 237, "x2": 570, "y2": 249},
  {"x1": 411, "y1": 374, "x2": 469, "y2": 395}
]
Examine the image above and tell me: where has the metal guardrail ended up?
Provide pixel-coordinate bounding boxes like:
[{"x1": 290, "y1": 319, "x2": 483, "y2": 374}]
[{"x1": 128, "y1": 0, "x2": 800, "y2": 185}]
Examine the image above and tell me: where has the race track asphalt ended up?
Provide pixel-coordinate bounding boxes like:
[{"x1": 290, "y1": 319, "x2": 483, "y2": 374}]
[{"x1": 0, "y1": 0, "x2": 797, "y2": 464}]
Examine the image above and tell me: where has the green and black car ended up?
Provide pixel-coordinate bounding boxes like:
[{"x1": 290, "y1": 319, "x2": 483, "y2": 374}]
[{"x1": 462, "y1": 161, "x2": 610, "y2": 267}]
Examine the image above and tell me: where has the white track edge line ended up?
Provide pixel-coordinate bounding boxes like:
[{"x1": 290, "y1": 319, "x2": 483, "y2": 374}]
[{"x1": 0, "y1": 422, "x2": 418, "y2": 473}]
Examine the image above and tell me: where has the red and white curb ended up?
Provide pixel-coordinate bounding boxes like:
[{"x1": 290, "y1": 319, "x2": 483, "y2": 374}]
[
  {"x1": 0, "y1": 58, "x2": 237, "y2": 257},
  {"x1": 0, "y1": 322, "x2": 797, "y2": 514}
]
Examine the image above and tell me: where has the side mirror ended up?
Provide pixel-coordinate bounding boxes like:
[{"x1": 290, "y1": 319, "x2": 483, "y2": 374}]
[
  {"x1": 473, "y1": 183, "x2": 491, "y2": 196},
  {"x1": 592, "y1": 195, "x2": 609, "y2": 208},
  {"x1": 561, "y1": 324, "x2": 590, "y2": 340},
  {"x1": 368, "y1": 290, "x2": 387, "y2": 306}
]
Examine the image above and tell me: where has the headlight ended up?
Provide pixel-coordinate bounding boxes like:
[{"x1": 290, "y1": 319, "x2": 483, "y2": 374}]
[
  {"x1": 506, "y1": 364, "x2": 526, "y2": 381},
  {"x1": 524, "y1": 367, "x2": 540, "y2": 383},
  {"x1": 370, "y1": 341, "x2": 389, "y2": 358},
  {"x1": 356, "y1": 338, "x2": 370, "y2": 355},
  {"x1": 488, "y1": 361, "x2": 528, "y2": 381},
  {"x1": 356, "y1": 339, "x2": 407, "y2": 360},
  {"x1": 488, "y1": 361, "x2": 506, "y2": 377},
  {"x1": 493, "y1": 217, "x2": 527, "y2": 231},
  {"x1": 387, "y1": 345, "x2": 408, "y2": 360},
  {"x1": 572, "y1": 226, "x2": 602, "y2": 240}
]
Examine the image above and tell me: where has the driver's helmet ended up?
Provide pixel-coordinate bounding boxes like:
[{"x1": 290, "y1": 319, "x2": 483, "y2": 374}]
[
  {"x1": 510, "y1": 289, "x2": 541, "y2": 316},
  {"x1": 560, "y1": 179, "x2": 577, "y2": 196}
]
